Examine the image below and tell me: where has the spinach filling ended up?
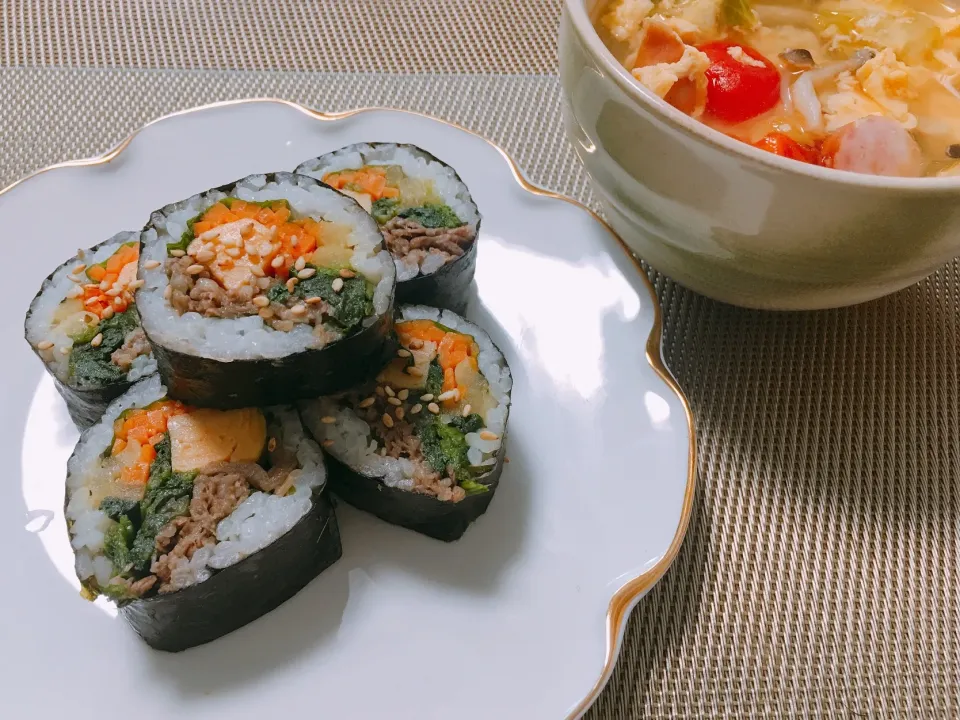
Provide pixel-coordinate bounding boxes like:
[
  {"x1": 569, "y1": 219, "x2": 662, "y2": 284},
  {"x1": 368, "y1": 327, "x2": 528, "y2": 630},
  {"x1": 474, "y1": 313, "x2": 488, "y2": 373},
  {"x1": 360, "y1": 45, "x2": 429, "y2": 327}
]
[
  {"x1": 415, "y1": 416, "x2": 489, "y2": 495},
  {"x1": 292, "y1": 265, "x2": 374, "y2": 331},
  {"x1": 397, "y1": 204, "x2": 463, "y2": 229},
  {"x1": 97, "y1": 434, "x2": 196, "y2": 594},
  {"x1": 68, "y1": 308, "x2": 140, "y2": 388}
]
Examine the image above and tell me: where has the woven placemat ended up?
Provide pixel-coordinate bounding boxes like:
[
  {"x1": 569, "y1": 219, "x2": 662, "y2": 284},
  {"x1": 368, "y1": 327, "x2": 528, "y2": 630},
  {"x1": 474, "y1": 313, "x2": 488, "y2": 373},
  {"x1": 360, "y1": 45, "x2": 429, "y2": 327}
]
[{"x1": 2, "y1": 2, "x2": 958, "y2": 717}]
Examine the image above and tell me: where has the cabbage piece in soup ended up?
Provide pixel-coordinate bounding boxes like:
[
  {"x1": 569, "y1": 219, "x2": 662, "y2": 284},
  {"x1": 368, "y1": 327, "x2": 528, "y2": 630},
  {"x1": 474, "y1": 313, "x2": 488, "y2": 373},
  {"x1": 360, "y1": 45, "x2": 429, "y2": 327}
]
[{"x1": 595, "y1": 0, "x2": 960, "y2": 177}]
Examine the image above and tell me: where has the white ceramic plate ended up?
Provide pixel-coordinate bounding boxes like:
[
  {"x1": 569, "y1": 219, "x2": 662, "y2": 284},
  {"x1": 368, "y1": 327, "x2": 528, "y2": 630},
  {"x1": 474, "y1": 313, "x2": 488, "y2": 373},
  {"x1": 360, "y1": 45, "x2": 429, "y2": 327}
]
[{"x1": 2, "y1": 100, "x2": 694, "y2": 719}]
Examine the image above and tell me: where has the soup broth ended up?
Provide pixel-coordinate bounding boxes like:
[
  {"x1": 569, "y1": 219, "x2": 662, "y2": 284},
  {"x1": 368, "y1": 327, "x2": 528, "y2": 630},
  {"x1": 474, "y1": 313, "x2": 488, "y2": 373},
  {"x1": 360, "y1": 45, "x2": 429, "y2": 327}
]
[{"x1": 595, "y1": 0, "x2": 960, "y2": 176}]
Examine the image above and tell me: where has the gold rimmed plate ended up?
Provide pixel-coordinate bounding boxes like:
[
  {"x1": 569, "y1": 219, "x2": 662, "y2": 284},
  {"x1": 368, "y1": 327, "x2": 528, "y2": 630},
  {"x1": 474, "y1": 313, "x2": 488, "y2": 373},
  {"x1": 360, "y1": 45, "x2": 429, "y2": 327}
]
[{"x1": 2, "y1": 100, "x2": 695, "y2": 719}]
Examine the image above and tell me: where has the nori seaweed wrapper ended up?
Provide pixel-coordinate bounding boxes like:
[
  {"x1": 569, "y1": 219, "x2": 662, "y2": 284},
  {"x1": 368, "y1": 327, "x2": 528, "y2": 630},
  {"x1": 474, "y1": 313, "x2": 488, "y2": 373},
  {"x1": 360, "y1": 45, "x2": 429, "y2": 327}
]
[
  {"x1": 150, "y1": 312, "x2": 396, "y2": 408},
  {"x1": 136, "y1": 172, "x2": 397, "y2": 408},
  {"x1": 324, "y1": 446, "x2": 504, "y2": 542},
  {"x1": 121, "y1": 493, "x2": 342, "y2": 652},
  {"x1": 24, "y1": 232, "x2": 152, "y2": 429},
  {"x1": 295, "y1": 143, "x2": 480, "y2": 315}
]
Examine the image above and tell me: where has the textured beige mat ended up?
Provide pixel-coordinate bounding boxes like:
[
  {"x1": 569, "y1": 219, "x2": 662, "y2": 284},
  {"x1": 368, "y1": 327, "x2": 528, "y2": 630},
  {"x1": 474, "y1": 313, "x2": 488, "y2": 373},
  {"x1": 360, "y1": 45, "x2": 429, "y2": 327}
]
[{"x1": 2, "y1": 2, "x2": 958, "y2": 717}]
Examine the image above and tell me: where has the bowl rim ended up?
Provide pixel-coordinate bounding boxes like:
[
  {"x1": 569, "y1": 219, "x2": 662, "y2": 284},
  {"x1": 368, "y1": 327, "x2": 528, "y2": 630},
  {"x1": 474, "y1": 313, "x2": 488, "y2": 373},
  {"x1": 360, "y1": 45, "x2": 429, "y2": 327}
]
[{"x1": 563, "y1": 0, "x2": 960, "y2": 193}]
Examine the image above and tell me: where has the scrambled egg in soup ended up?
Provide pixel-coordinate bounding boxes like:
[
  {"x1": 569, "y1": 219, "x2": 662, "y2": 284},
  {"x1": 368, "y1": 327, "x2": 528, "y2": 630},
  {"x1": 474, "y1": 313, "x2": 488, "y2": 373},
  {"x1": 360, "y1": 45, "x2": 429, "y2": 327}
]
[{"x1": 597, "y1": 0, "x2": 960, "y2": 176}]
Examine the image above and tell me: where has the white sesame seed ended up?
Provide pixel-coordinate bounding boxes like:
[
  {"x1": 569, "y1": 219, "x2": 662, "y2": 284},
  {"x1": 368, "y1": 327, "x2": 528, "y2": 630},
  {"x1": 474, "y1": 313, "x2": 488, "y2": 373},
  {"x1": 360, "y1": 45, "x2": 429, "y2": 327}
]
[
  {"x1": 250, "y1": 263, "x2": 265, "y2": 276},
  {"x1": 395, "y1": 407, "x2": 405, "y2": 420},
  {"x1": 290, "y1": 304, "x2": 307, "y2": 316},
  {"x1": 186, "y1": 244, "x2": 199, "y2": 256},
  {"x1": 398, "y1": 389, "x2": 409, "y2": 400},
  {"x1": 462, "y1": 404, "x2": 472, "y2": 417},
  {"x1": 387, "y1": 397, "x2": 402, "y2": 406},
  {"x1": 271, "y1": 255, "x2": 285, "y2": 269},
  {"x1": 114, "y1": 297, "x2": 123, "y2": 306},
  {"x1": 71, "y1": 264, "x2": 87, "y2": 275},
  {"x1": 164, "y1": 285, "x2": 172, "y2": 300},
  {"x1": 36, "y1": 340, "x2": 54, "y2": 350},
  {"x1": 359, "y1": 397, "x2": 376, "y2": 408},
  {"x1": 253, "y1": 296, "x2": 270, "y2": 307},
  {"x1": 77, "y1": 248, "x2": 86, "y2": 259},
  {"x1": 295, "y1": 256, "x2": 306, "y2": 271},
  {"x1": 286, "y1": 278, "x2": 299, "y2": 292},
  {"x1": 397, "y1": 348, "x2": 411, "y2": 358},
  {"x1": 143, "y1": 260, "x2": 161, "y2": 270},
  {"x1": 410, "y1": 403, "x2": 423, "y2": 415},
  {"x1": 101, "y1": 306, "x2": 114, "y2": 319},
  {"x1": 437, "y1": 390, "x2": 458, "y2": 402},
  {"x1": 408, "y1": 339, "x2": 424, "y2": 350},
  {"x1": 90, "y1": 332, "x2": 104, "y2": 348},
  {"x1": 170, "y1": 249, "x2": 186, "y2": 257},
  {"x1": 59, "y1": 346, "x2": 71, "y2": 355},
  {"x1": 290, "y1": 236, "x2": 299, "y2": 247},
  {"x1": 406, "y1": 366, "x2": 426, "y2": 377},
  {"x1": 375, "y1": 386, "x2": 385, "y2": 397},
  {"x1": 258, "y1": 308, "x2": 274, "y2": 319},
  {"x1": 128, "y1": 279, "x2": 145, "y2": 290},
  {"x1": 339, "y1": 268, "x2": 355, "y2": 278},
  {"x1": 420, "y1": 393, "x2": 434, "y2": 401},
  {"x1": 84, "y1": 297, "x2": 99, "y2": 306},
  {"x1": 298, "y1": 268, "x2": 316, "y2": 280},
  {"x1": 321, "y1": 416, "x2": 337, "y2": 424},
  {"x1": 99, "y1": 281, "x2": 110, "y2": 291},
  {"x1": 196, "y1": 250, "x2": 215, "y2": 263},
  {"x1": 306, "y1": 296, "x2": 324, "y2": 305},
  {"x1": 226, "y1": 247, "x2": 242, "y2": 258},
  {"x1": 257, "y1": 277, "x2": 271, "y2": 289},
  {"x1": 332, "y1": 277, "x2": 344, "y2": 292},
  {"x1": 68, "y1": 274, "x2": 84, "y2": 284},
  {"x1": 259, "y1": 243, "x2": 274, "y2": 257},
  {"x1": 381, "y1": 413, "x2": 394, "y2": 428},
  {"x1": 479, "y1": 430, "x2": 499, "y2": 441},
  {"x1": 384, "y1": 386, "x2": 395, "y2": 397},
  {"x1": 427, "y1": 403, "x2": 440, "y2": 414},
  {"x1": 186, "y1": 264, "x2": 205, "y2": 275},
  {"x1": 66, "y1": 286, "x2": 83, "y2": 299}
]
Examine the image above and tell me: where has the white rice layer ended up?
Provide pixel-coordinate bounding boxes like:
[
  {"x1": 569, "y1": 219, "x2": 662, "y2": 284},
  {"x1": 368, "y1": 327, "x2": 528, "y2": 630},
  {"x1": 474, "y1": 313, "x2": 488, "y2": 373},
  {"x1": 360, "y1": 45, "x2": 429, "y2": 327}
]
[
  {"x1": 296, "y1": 144, "x2": 480, "y2": 282},
  {"x1": 137, "y1": 172, "x2": 394, "y2": 361},
  {"x1": 66, "y1": 375, "x2": 327, "y2": 593},
  {"x1": 25, "y1": 231, "x2": 156, "y2": 383},
  {"x1": 301, "y1": 306, "x2": 511, "y2": 491}
]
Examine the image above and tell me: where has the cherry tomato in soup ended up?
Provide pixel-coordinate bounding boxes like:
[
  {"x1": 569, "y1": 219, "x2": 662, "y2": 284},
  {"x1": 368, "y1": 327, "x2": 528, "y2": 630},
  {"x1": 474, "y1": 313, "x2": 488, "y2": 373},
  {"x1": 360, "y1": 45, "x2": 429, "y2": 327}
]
[
  {"x1": 699, "y1": 42, "x2": 781, "y2": 123},
  {"x1": 753, "y1": 133, "x2": 820, "y2": 164}
]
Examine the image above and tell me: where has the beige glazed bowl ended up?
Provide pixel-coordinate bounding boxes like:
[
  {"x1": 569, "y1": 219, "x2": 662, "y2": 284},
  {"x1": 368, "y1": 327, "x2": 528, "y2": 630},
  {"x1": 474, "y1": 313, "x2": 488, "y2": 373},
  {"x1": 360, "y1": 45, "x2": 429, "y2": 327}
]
[{"x1": 560, "y1": 0, "x2": 960, "y2": 309}]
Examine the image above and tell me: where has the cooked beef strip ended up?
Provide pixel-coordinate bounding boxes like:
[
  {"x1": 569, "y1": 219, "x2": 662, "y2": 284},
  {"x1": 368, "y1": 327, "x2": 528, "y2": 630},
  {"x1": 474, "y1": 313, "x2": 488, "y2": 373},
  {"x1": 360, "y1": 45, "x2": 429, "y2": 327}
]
[
  {"x1": 110, "y1": 327, "x2": 151, "y2": 370},
  {"x1": 381, "y1": 217, "x2": 475, "y2": 262}
]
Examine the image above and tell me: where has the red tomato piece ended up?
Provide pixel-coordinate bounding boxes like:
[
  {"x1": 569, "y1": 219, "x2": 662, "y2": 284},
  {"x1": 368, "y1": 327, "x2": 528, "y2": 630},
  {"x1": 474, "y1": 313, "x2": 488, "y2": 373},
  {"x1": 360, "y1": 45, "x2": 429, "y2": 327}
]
[
  {"x1": 699, "y1": 42, "x2": 781, "y2": 123},
  {"x1": 753, "y1": 133, "x2": 820, "y2": 164}
]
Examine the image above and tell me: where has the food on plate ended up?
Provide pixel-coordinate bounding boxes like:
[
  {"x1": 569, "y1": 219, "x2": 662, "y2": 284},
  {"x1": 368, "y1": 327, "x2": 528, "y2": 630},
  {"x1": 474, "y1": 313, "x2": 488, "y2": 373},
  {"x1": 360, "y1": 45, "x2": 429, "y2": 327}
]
[
  {"x1": 25, "y1": 233, "x2": 157, "y2": 428},
  {"x1": 596, "y1": 0, "x2": 960, "y2": 176},
  {"x1": 136, "y1": 172, "x2": 396, "y2": 408},
  {"x1": 300, "y1": 306, "x2": 511, "y2": 541},
  {"x1": 65, "y1": 375, "x2": 341, "y2": 651},
  {"x1": 296, "y1": 144, "x2": 480, "y2": 313}
]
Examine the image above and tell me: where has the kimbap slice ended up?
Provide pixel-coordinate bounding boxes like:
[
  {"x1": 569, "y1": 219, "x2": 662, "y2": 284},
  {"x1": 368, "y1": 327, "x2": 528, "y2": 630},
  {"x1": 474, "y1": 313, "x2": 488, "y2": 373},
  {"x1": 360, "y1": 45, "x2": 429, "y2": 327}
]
[
  {"x1": 137, "y1": 172, "x2": 396, "y2": 408},
  {"x1": 301, "y1": 305, "x2": 511, "y2": 541},
  {"x1": 295, "y1": 144, "x2": 480, "y2": 313},
  {"x1": 65, "y1": 374, "x2": 341, "y2": 652},
  {"x1": 25, "y1": 232, "x2": 157, "y2": 428}
]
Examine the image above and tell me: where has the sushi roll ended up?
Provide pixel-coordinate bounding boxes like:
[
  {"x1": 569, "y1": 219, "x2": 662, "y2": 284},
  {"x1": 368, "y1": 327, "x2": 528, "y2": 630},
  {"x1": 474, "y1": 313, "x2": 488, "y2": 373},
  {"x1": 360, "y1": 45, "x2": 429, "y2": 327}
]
[
  {"x1": 136, "y1": 172, "x2": 396, "y2": 408},
  {"x1": 295, "y1": 144, "x2": 480, "y2": 314},
  {"x1": 25, "y1": 233, "x2": 157, "y2": 428},
  {"x1": 65, "y1": 375, "x2": 341, "y2": 652},
  {"x1": 301, "y1": 306, "x2": 511, "y2": 541}
]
